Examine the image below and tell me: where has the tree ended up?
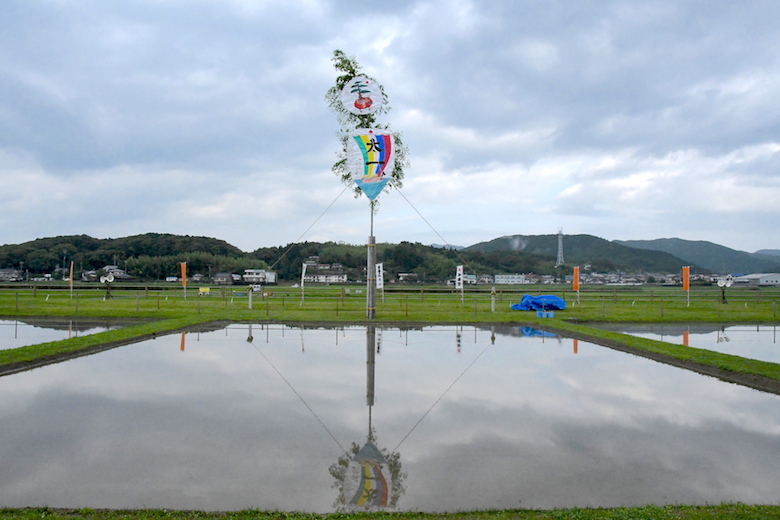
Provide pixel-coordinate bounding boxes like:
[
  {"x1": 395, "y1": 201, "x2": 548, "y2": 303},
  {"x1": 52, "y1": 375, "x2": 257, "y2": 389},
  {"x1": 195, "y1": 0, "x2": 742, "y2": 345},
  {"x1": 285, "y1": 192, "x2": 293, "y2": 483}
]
[{"x1": 325, "y1": 50, "x2": 409, "y2": 202}]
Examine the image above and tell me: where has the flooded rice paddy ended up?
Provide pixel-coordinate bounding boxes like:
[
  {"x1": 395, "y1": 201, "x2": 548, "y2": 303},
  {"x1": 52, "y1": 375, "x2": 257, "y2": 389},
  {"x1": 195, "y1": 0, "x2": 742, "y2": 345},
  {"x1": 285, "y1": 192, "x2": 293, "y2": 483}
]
[
  {"x1": 0, "y1": 318, "x2": 145, "y2": 350},
  {"x1": 0, "y1": 323, "x2": 779, "y2": 512},
  {"x1": 591, "y1": 323, "x2": 780, "y2": 364}
]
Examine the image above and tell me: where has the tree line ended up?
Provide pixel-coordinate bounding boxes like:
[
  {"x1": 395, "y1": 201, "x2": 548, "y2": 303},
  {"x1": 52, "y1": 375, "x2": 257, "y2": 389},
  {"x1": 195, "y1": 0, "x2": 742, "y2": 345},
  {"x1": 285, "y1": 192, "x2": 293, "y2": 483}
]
[{"x1": 0, "y1": 234, "x2": 567, "y2": 283}]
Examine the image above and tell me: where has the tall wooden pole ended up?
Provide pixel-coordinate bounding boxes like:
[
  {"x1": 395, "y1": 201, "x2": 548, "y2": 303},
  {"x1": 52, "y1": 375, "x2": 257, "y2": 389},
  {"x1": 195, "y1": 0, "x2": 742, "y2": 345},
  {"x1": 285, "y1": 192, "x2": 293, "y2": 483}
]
[{"x1": 367, "y1": 202, "x2": 377, "y2": 319}]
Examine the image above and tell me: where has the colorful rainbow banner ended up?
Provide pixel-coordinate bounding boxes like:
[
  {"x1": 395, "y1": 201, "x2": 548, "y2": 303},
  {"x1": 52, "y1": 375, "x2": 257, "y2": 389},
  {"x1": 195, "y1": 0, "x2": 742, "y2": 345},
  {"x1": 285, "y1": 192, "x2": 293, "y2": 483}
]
[{"x1": 347, "y1": 129, "x2": 395, "y2": 200}]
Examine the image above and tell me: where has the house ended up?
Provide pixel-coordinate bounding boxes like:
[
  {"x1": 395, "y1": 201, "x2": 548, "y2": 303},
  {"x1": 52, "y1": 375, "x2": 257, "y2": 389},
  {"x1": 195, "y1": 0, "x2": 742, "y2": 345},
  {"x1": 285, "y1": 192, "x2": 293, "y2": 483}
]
[
  {"x1": 101, "y1": 265, "x2": 130, "y2": 279},
  {"x1": 213, "y1": 272, "x2": 234, "y2": 285},
  {"x1": 0, "y1": 268, "x2": 21, "y2": 282},
  {"x1": 243, "y1": 269, "x2": 277, "y2": 284},
  {"x1": 302, "y1": 258, "x2": 348, "y2": 284},
  {"x1": 494, "y1": 273, "x2": 533, "y2": 284},
  {"x1": 303, "y1": 271, "x2": 348, "y2": 284}
]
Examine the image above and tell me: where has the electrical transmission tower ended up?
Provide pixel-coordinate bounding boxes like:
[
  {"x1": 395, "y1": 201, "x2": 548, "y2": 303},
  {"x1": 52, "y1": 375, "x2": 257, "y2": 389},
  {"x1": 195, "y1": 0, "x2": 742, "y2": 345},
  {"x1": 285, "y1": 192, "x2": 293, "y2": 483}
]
[{"x1": 555, "y1": 228, "x2": 564, "y2": 267}]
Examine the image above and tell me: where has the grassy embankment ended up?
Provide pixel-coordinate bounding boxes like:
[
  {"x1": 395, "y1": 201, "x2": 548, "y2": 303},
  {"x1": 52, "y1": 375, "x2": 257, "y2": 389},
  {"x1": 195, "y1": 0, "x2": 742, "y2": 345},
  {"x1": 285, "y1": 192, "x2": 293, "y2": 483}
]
[
  {"x1": 2, "y1": 503, "x2": 780, "y2": 520},
  {"x1": 2, "y1": 283, "x2": 779, "y2": 381}
]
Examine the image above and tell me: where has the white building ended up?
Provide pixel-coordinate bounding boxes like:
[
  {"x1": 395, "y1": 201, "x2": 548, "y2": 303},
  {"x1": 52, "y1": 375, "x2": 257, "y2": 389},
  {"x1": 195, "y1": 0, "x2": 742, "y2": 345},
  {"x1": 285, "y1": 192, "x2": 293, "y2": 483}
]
[
  {"x1": 494, "y1": 273, "x2": 533, "y2": 284},
  {"x1": 733, "y1": 273, "x2": 780, "y2": 286},
  {"x1": 303, "y1": 272, "x2": 348, "y2": 284},
  {"x1": 243, "y1": 269, "x2": 277, "y2": 284}
]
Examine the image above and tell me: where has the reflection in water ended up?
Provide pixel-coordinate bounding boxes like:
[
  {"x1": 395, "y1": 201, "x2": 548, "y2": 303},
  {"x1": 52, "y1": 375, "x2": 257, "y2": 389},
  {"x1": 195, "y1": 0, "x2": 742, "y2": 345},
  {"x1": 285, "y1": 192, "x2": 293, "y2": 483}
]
[
  {"x1": 330, "y1": 326, "x2": 406, "y2": 511},
  {"x1": 1, "y1": 323, "x2": 780, "y2": 512},
  {"x1": 0, "y1": 318, "x2": 147, "y2": 350},
  {"x1": 591, "y1": 323, "x2": 780, "y2": 363},
  {"x1": 520, "y1": 327, "x2": 558, "y2": 338}
]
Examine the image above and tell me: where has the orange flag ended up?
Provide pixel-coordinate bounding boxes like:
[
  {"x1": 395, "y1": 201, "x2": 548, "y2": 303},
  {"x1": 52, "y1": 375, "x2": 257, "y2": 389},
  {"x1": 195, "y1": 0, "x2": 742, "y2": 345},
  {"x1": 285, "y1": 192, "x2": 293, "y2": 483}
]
[
  {"x1": 572, "y1": 266, "x2": 580, "y2": 291},
  {"x1": 682, "y1": 266, "x2": 690, "y2": 291},
  {"x1": 181, "y1": 262, "x2": 187, "y2": 288}
]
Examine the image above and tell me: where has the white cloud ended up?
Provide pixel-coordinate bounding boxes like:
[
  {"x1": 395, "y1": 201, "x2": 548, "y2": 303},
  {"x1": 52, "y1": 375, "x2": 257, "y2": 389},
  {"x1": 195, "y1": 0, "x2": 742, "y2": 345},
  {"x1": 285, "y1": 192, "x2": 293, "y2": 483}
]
[{"x1": 1, "y1": 0, "x2": 779, "y2": 252}]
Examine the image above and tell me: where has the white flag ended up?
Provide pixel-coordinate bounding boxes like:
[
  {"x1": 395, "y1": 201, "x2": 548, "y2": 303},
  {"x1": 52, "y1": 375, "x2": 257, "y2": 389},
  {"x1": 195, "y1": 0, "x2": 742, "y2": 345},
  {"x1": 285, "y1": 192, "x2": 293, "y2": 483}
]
[
  {"x1": 375, "y1": 263, "x2": 384, "y2": 289},
  {"x1": 455, "y1": 265, "x2": 464, "y2": 289}
]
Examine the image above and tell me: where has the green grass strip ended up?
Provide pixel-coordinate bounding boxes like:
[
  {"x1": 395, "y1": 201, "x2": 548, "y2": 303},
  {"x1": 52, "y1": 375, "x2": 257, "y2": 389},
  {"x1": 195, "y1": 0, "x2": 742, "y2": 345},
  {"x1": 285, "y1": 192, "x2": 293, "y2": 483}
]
[{"x1": 2, "y1": 503, "x2": 780, "y2": 519}]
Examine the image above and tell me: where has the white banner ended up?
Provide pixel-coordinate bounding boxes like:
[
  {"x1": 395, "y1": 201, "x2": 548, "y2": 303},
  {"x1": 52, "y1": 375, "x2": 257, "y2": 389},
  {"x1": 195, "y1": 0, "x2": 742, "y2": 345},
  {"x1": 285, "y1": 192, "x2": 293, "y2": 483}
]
[
  {"x1": 455, "y1": 265, "x2": 464, "y2": 289},
  {"x1": 375, "y1": 262, "x2": 384, "y2": 289},
  {"x1": 340, "y1": 76, "x2": 384, "y2": 115}
]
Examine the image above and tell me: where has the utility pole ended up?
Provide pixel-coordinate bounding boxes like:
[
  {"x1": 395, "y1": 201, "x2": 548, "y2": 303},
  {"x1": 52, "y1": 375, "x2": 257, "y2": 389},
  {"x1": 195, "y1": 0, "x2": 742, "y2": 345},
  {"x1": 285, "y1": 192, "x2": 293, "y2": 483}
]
[{"x1": 556, "y1": 228, "x2": 564, "y2": 267}]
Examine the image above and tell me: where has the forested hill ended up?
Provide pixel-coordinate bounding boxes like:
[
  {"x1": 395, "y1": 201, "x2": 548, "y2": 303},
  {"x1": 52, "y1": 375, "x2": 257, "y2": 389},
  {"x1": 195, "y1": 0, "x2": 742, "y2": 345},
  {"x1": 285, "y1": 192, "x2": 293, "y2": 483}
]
[
  {"x1": 0, "y1": 232, "x2": 716, "y2": 282},
  {"x1": 466, "y1": 234, "x2": 695, "y2": 273},
  {"x1": 0, "y1": 233, "x2": 255, "y2": 278},
  {"x1": 616, "y1": 238, "x2": 780, "y2": 274}
]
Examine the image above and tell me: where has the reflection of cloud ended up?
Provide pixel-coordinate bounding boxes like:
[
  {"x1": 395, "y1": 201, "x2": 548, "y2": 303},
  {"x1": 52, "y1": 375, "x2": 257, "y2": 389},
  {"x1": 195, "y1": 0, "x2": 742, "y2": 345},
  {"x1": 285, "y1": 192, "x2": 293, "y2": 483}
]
[
  {"x1": 1, "y1": 325, "x2": 779, "y2": 511},
  {"x1": 400, "y1": 413, "x2": 780, "y2": 511}
]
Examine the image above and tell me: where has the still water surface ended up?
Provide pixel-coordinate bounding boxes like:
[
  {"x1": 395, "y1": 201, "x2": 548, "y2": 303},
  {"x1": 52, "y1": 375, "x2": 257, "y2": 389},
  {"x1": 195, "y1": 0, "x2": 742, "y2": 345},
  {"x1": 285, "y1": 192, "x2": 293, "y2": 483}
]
[
  {"x1": 590, "y1": 323, "x2": 780, "y2": 363},
  {"x1": 0, "y1": 318, "x2": 143, "y2": 350},
  {"x1": 0, "y1": 323, "x2": 778, "y2": 512}
]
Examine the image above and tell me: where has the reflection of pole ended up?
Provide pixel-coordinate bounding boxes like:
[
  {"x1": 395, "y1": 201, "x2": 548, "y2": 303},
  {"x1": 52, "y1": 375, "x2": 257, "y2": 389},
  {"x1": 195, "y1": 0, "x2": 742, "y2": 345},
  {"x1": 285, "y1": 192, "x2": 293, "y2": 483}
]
[
  {"x1": 366, "y1": 325, "x2": 376, "y2": 435},
  {"x1": 367, "y1": 204, "x2": 377, "y2": 320}
]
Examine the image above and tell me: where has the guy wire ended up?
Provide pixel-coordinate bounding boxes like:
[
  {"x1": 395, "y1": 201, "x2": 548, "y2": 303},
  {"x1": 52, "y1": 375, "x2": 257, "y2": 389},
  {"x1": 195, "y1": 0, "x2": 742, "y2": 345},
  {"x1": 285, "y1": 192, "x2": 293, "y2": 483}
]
[
  {"x1": 392, "y1": 338, "x2": 493, "y2": 452},
  {"x1": 394, "y1": 187, "x2": 478, "y2": 276},
  {"x1": 268, "y1": 185, "x2": 349, "y2": 271},
  {"x1": 248, "y1": 339, "x2": 347, "y2": 454}
]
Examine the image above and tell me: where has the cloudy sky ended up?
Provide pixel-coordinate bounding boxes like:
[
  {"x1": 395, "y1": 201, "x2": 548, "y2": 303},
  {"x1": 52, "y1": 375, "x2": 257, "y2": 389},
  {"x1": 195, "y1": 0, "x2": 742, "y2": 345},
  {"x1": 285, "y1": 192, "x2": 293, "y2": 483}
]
[{"x1": 1, "y1": 0, "x2": 778, "y2": 254}]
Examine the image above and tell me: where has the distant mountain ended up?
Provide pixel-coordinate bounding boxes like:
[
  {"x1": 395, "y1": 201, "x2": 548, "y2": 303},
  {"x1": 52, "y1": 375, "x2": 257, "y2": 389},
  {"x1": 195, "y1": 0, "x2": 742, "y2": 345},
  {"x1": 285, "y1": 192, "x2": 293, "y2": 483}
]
[
  {"x1": 3, "y1": 232, "x2": 775, "y2": 280},
  {"x1": 466, "y1": 234, "x2": 696, "y2": 273},
  {"x1": 615, "y1": 238, "x2": 780, "y2": 275}
]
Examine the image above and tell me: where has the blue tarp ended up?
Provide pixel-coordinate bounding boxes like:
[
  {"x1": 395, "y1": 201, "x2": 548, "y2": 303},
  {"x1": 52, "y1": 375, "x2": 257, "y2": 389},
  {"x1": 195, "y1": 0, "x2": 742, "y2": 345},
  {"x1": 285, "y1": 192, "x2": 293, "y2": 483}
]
[{"x1": 510, "y1": 294, "x2": 567, "y2": 311}]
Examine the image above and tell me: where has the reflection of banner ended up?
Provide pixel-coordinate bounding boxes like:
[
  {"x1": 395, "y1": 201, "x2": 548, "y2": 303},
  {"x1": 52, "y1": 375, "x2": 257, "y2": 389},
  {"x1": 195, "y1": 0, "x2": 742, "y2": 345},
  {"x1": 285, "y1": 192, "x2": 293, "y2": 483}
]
[
  {"x1": 346, "y1": 442, "x2": 389, "y2": 508},
  {"x1": 455, "y1": 265, "x2": 464, "y2": 289},
  {"x1": 682, "y1": 266, "x2": 690, "y2": 291},
  {"x1": 375, "y1": 263, "x2": 384, "y2": 289},
  {"x1": 347, "y1": 129, "x2": 395, "y2": 201},
  {"x1": 573, "y1": 266, "x2": 580, "y2": 292}
]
